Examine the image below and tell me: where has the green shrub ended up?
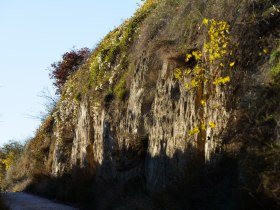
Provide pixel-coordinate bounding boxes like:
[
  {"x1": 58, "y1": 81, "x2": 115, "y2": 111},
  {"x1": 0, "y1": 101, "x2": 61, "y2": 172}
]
[
  {"x1": 271, "y1": 62, "x2": 280, "y2": 78},
  {"x1": 270, "y1": 43, "x2": 280, "y2": 83},
  {"x1": 114, "y1": 79, "x2": 126, "y2": 100}
]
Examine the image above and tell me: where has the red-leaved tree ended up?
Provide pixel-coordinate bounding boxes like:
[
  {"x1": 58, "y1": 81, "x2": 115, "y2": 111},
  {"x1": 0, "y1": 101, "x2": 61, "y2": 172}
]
[{"x1": 50, "y1": 48, "x2": 90, "y2": 94}]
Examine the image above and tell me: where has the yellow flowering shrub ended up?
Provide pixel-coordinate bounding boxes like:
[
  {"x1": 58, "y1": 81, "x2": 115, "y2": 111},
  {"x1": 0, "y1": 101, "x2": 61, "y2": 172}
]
[
  {"x1": 1, "y1": 152, "x2": 15, "y2": 170},
  {"x1": 174, "y1": 18, "x2": 235, "y2": 137}
]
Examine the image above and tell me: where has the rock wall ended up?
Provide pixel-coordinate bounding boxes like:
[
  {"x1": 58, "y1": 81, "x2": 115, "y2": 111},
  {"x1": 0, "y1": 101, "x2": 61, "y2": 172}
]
[
  {"x1": 48, "y1": 0, "x2": 280, "y2": 198},
  {"x1": 50, "y1": 51, "x2": 232, "y2": 191}
]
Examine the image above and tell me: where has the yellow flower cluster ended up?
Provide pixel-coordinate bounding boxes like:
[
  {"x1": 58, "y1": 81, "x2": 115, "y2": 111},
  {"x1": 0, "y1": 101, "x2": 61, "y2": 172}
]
[
  {"x1": 209, "y1": 121, "x2": 216, "y2": 128},
  {"x1": 213, "y1": 76, "x2": 230, "y2": 85},
  {"x1": 202, "y1": 18, "x2": 209, "y2": 25},
  {"x1": 188, "y1": 122, "x2": 207, "y2": 137},
  {"x1": 188, "y1": 127, "x2": 200, "y2": 136},
  {"x1": 203, "y1": 19, "x2": 232, "y2": 87},
  {"x1": 182, "y1": 19, "x2": 232, "y2": 91},
  {"x1": 174, "y1": 68, "x2": 183, "y2": 79},
  {"x1": 200, "y1": 99, "x2": 206, "y2": 106},
  {"x1": 184, "y1": 64, "x2": 206, "y2": 89},
  {"x1": 174, "y1": 68, "x2": 192, "y2": 80},
  {"x1": 185, "y1": 50, "x2": 203, "y2": 62},
  {"x1": 204, "y1": 19, "x2": 230, "y2": 62}
]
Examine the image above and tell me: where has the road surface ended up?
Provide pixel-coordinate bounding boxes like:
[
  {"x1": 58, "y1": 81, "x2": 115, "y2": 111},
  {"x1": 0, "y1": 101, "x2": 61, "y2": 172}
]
[{"x1": 3, "y1": 192, "x2": 79, "y2": 210}]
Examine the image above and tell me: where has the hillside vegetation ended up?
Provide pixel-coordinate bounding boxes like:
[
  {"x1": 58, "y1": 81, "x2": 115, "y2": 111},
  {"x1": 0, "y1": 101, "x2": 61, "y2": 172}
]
[{"x1": 1, "y1": 0, "x2": 280, "y2": 209}]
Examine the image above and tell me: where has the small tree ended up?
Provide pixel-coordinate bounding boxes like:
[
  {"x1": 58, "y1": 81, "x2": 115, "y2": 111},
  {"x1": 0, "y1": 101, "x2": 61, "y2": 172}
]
[
  {"x1": 49, "y1": 47, "x2": 90, "y2": 94},
  {"x1": 0, "y1": 140, "x2": 24, "y2": 185},
  {"x1": 0, "y1": 141, "x2": 24, "y2": 170}
]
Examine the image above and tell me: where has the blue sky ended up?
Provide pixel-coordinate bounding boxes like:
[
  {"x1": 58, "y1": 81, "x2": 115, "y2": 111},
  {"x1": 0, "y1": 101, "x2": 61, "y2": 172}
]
[{"x1": 0, "y1": 0, "x2": 141, "y2": 145}]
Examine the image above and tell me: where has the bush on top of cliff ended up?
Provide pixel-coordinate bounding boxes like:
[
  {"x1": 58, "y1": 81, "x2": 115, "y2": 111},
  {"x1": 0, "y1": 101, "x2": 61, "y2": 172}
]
[{"x1": 49, "y1": 47, "x2": 91, "y2": 94}]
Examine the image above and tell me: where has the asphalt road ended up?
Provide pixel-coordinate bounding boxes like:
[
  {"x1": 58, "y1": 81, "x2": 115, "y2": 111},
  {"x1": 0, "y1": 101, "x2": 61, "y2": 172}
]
[{"x1": 3, "y1": 192, "x2": 79, "y2": 210}]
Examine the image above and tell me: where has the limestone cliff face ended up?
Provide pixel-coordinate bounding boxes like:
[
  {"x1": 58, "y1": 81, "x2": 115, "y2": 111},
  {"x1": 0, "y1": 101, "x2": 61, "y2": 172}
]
[
  {"x1": 49, "y1": 52, "x2": 227, "y2": 189},
  {"x1": 48, "y1": 1, "x2": 280, "y2": 195}
]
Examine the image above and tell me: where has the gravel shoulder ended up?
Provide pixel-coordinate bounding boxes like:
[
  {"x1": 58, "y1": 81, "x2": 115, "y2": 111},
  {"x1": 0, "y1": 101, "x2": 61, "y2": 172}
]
[{"x1": 3, "y1": 192, "x2": 79, "y2": 210}]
